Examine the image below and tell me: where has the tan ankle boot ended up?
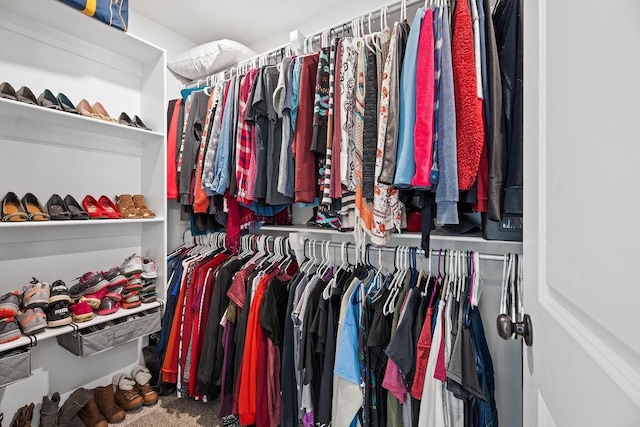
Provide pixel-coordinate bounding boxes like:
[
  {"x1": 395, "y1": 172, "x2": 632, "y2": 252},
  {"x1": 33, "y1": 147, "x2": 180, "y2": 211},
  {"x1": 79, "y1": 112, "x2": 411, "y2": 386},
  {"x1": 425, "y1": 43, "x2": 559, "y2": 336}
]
[
  {"x1": 78, "y1": 397, "x2": 107, "y2": 427},
  {"x1": 112, "y1": 374, "x2": 144, "y2": 411},
  {"x1": 92, "y1": 385, "x2": 125, "y2": 423},
  {"x1": 132, "y1": 365, "x2": 159, "y2": 406}
]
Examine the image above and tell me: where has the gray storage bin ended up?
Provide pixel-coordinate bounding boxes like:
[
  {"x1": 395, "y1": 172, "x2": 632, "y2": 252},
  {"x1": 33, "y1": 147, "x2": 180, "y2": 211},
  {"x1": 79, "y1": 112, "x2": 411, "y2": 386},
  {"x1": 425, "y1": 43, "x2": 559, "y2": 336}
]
[
  {"x1": 57, "y1": 308, "x2": 161, "y2": 357},
  {"x1": 0, "y1": 347, "x2": 31, "y2": 387}
]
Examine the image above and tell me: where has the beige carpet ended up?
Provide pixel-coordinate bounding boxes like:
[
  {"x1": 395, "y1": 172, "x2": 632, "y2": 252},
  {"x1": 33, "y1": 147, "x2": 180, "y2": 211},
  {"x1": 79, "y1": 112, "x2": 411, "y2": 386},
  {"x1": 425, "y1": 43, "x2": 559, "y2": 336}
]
[{"x1": 114, "y1": 395, "x2": 221, "y2": 427}]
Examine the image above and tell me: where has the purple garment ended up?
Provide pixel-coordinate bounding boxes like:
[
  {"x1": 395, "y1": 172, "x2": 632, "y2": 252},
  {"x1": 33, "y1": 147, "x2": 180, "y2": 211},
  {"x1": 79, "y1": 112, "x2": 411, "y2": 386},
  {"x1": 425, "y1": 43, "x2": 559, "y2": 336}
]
[{"x1": 302, "y1": 411, "x2": 315, "y2": 427}]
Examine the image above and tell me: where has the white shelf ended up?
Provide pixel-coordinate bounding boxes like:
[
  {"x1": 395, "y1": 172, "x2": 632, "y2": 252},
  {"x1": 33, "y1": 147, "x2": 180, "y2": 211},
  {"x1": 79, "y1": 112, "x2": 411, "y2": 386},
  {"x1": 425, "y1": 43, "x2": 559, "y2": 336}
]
[
  {"x1": 0, "y1": 301, "x2": 162, "y2": 353},
  {"x1": 0, "y1": 218, "x2": 165, "y2": 229},
  {"x1": 0, "y1": 98, "x2": 163, "y2": 144}
]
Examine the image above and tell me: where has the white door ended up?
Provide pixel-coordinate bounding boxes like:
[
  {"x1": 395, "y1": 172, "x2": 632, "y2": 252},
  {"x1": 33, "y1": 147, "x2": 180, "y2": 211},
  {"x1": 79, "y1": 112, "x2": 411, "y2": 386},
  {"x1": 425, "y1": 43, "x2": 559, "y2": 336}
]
[{"x1": 523, "y1": 0, "x2": 640, "y2": 425}]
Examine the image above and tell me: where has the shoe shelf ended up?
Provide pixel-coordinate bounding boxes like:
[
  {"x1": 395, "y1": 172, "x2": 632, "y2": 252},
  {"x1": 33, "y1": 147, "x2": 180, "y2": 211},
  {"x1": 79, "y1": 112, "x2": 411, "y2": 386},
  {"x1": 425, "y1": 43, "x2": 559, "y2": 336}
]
[
  {"x1": 0, "y1": 217, "x2": 165, "y2": 229},
  {"x1": 0, "y1": 301, "x2": 162, "y2": 354}
]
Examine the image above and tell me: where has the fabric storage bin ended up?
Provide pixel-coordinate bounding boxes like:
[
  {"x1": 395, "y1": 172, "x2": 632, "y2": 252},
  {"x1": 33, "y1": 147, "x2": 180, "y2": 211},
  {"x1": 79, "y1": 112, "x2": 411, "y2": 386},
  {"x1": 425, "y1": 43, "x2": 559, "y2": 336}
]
[
  {"x1": 57, "y1": 0, "x2": 129, "y2": 31},
  {"x1": 57, "y1": 308, "x2": 161, "y2": 357},
  {"x1": 0, "y1": 347, "x2": 31, "y2": 388}
]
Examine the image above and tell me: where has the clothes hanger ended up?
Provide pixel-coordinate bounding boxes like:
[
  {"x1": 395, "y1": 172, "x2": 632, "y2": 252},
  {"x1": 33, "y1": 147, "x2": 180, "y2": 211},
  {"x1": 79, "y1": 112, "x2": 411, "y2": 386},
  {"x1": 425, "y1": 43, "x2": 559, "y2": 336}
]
[{"x1": 383, "y1": 246, "x2": 408, "y2": 315}]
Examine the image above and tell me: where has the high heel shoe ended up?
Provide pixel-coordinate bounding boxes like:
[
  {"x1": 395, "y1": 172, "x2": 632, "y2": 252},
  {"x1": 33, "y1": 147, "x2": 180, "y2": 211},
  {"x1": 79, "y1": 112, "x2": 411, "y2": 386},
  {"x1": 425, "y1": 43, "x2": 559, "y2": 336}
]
[
  {"x1": 21, "y1": 193, "x2": 50, "y2": 221},
  {"x1": 77, "y1": 99, "x2": 101, "y2": 119},
  {"x1": 57, "y1": 93, "x2": 78, "y2": 114},
  {"x1": 133, "y1": 115, "x2": 151, "y2": 131},
  {"x1": 0, "y1": 82, "x2": 17, "y2": 101},
  {"x1": 115, "y1": 194, "x2": 142, "y2": 219},
  {"x1": 37, "y1": 89, "x2": 62, "y2": 110},
  {"x1": 118, "y1": 112, "x2": 135, "y2": 127},
  {"x1": 82, "y1": 195, "x2": 109, "y2": 219},
  {"x1": 98, "y1": 196, "x2": 123, "y2": 219},
  {"x1": 92, "y1": 102, "x2": 117, "y2": 123},
  {"x1": 46, "y1": 194, "x2": 72, "y2": 220},
  {"x1": 63, "y1": 195, "x2": 89, "y2": 220},
  {"x1": 1, "y1": 192, "x2": 28, "y2": 222},
  {"x1": 16, "y1": 86, "x2": 37, "y2": 105},
  {"x1": 132, "y1": 195, "x2": 155, "y2": 219}
]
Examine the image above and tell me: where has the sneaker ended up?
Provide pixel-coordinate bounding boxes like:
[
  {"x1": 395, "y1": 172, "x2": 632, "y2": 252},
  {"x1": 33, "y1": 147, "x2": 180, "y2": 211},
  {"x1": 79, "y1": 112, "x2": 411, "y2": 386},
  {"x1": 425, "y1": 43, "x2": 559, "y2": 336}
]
[
  {"x1": 141, "y1": 279, "x2": 156, "y2": 294},
  {"x1": 70, "y1": 301, "x2": 94, "y2": 323},
  {"x1": 97, "y1": 297, "x2": 120, "y2": 316},
  {"x1": 0, "y1": 318, "x2": 22, "y2": 344},
  {"x1": 105, "y1": 285, "x2": 124, "y2": 302},
  {"x1": 125, "y1": 276, "x2": 143, "y2": 292},
  {"x1": 23, "y1": 278, "x2": 50, "y2": 308},
  {"x1": 139, "y1": 291, "x2": 157, "y2": 304},
  {"x1": 45, "y1": 301, "x2": 72, "y2": 327},
  {"x1": 141, "y1": 258, "x2": 158, "y2": 279},
  {"x1": 49, "y1": 280, "x2": 71, "y2": 303},
  {"x1": 120, "y1": 254, "x2": 142, "y2": 276},
  {"x1": 16, "y1": 307, "x2": 47, "y2": 334},
  {"x1": 122, "y1": 292, "x2": 141, "y2": 309},
  {"x1": 69, "y1": 272, "x2": 109, "y2": 299},
  {"x1": 0, "y1": 291, "x2": 22, "y2": 319},
  {"x1": 102, "y1": 266, "x2": 128, "y2": 288},
  {"x1": 80, "y1": 288, "x2": 107, "y2": 310}
]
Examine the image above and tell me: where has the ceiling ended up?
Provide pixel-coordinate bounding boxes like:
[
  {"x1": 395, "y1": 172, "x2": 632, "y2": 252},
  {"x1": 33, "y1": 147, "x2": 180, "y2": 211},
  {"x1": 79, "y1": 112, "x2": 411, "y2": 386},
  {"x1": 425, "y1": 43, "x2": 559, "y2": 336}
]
[{"x1": 131, "y1": 0, "x2": 394, "y2": 52}]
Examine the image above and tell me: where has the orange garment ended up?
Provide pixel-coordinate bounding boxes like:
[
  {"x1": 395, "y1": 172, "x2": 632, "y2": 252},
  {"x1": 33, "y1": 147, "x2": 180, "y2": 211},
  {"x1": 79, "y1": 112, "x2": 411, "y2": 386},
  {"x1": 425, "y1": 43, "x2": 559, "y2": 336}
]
[
  {"x1": 167, "y1": 99, "x2": 182, "y2": 199},
  {"x1": 193, "y1": 90, "x2": 217, "y2": 213},
  {"x1": 237, "y1": 272, "x2": 273, "y2": 425}
]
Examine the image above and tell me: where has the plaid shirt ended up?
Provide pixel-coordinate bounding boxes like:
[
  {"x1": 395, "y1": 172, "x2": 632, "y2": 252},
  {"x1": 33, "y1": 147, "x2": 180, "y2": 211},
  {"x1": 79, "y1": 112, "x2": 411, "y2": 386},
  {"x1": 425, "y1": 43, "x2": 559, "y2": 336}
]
[{"x1": 235, "y1": 69, "x2": 259, "y2": 205}]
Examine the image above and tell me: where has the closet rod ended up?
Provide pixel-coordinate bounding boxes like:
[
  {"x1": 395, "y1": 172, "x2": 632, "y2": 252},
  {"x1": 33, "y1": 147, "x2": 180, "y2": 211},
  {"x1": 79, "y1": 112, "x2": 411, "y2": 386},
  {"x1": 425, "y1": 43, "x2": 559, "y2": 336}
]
[
  {"x1": 184, "y1": 0, "x2": 423, "y2": 88},
  {"x1": 301, "y1": 238, "x2": 511, "y2": 262}
]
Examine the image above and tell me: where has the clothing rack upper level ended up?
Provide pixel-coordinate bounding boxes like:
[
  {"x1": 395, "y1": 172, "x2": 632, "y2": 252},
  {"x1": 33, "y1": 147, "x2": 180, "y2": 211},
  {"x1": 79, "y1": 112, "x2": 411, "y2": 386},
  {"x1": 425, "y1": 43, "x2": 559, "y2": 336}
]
[{"x1": 184, "y1": 0, "x2": 425, "y2": 88}]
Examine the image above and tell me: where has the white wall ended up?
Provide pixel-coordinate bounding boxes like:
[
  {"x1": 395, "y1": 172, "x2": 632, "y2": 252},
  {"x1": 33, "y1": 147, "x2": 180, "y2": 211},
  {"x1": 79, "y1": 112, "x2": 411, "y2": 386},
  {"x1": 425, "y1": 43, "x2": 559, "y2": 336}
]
[{"x1": 128, "y1": 10, "x2": 195, "y2": 251}]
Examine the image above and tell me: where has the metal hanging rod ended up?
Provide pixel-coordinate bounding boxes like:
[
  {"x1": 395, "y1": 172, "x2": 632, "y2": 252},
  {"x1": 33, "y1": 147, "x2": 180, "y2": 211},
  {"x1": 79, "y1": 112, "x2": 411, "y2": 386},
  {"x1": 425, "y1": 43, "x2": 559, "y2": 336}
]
[
  {"x1": 185, "y1": 0, "x2": 424, "y2": 88},
  {"x1": 301, "y1": 238, "x2": 511, "y2": 262}
]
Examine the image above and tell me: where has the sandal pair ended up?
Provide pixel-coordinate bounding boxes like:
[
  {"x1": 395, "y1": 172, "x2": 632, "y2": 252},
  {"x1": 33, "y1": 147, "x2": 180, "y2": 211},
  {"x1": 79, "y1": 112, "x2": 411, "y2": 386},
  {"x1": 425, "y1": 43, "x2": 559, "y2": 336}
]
[
  {"x1": 115, "y1": 194, "x2": 155, "y2": 219},
  {"x1": 1, "y1": 192, "x2": 49, "y2": 222}
]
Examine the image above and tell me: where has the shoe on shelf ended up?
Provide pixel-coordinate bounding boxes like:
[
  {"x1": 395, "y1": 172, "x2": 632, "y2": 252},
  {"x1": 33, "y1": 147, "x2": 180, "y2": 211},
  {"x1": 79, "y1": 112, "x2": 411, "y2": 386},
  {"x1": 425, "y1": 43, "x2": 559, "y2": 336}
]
[
  {"x1": 16, "y1": 307, "x2": 47, "y2": 334},
  {"x1": 82, "y1": 195, "x2": 109, "y2": 219},
  {"x1": 1, "y1": 191, "x2": 28, "y2": 222},
  {"x1": 69, "y1": 272, "x2": 109, "y2": 299},
  {"x1": 105, "y1": 285, "x2": 125, "y2": 302},
  {"x1": 134, "y1": 115, "x2": 151, "y2": 131},
  {"x1": 63, "y1": 195, "x2": 90, "y2": 220},
  {"x1": 92, "y1": 385, "x2": 125, "y2": 424},
  {"x1": 141, "y1": 257, "x2": 158, "y2": 279},
  {"x1": 118, "y1": 112, "x2": 135, "y2": 127},
  {"x1": 120, "y1": 254, "x2": 143, "y2": 275},
  {"x1": 77, "y1": 99, "x2": 100, "y2": 119},
  {"x1": 57, "y1": 93, "x2": 78, "y2": 114},
  {"x1": 46, "y1": 194, "x2": 72, "y2": 220},
  {"x1": 58, "y1": 388, "x2": 93, "y2": 427},
  {"x1": 78, "y1": 395, "x2": 108, "y2": 427},
  {"x1": 21, "y1": 193, "x2": 50, "y2": 221},
  {"x1": 124, "y1": 276, "x2": 142, "y2": 292},
  {"x1": 37, "y1": 89, "x2": 62, "y2": 110},
  {"x1": 45, "y1": 301, "x2": 72, "y2": 327},
  {"x1": 92, "y1": 101, "x2": 117, "y2": 123},
  {"x1": 97, "y1": 297, "x2": 120, "y2": 316},
  {"x1": 81, "y1": 288, "x2": 107, "y2": 310},
  {"x1": 114, "y1": 194, "x2": 142, "y2": 219},
  {"x1": 131, "y1": 365, "x2": 159, "y2": 406},
  {"x1": 140, "y1": 280, "x2": 156, "y2": 294},
  {"x1": 23, "y1": 278, "x2": 50, "y2": 308},
  {"x1": 132, "y1": 195, "x2": 155, "y2": 219},
  {"x1": 16, "y1": 86, "x2": 37, "y2": 105},
  {"x1": 40, "y1": 392, "x2": 61, "y2": 427},
  {"x1": 70, "y1": 301, "x2": 94, "y2": 323},
  {"x1": 102, "y1": 266, "x2": 128, "y2": 288},
  {"x1": 139, "y1": 291, "x2": 157, "y2": 304},
  {"x1": 97, "y1": 195, "x2": 123, "y2": 219},
  {"x1": 0, "y1": 82, "x2": 17, "y2": 101},
  {"x1": 122, "y1": 291, "x2": 141, "y2": 310},
  {"x1": 0, "y1": 291, "x2": 22, "y2": 318},
  {"x1": 0, "y1": 318, "x2": 22, "y2": 344},
  {"x1": 49, "y1": 280, "x2": 71, "y2": 303},
  {"x1": 112, "y1": 374, "x2": 144, "y2": 411}
]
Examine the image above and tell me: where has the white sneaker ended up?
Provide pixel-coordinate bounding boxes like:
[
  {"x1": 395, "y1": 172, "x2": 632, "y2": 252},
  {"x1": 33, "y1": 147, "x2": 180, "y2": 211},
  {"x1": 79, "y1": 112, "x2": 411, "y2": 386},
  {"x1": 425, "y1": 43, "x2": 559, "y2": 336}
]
[
  {"x1": 141, "y1": 257, "x2": 158, "y2": 279},
  {"x1": 120, "y1": 254, "x2": 142, "y2": 275}
]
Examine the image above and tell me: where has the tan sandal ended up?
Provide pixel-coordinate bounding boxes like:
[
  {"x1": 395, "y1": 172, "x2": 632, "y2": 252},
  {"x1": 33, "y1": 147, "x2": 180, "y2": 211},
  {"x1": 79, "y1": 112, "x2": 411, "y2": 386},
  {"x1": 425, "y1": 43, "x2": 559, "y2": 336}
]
[
  {"x1": 115, "y1": 194, "x2": 142, "y2": 219},
  {"x1": 132, "y1": 195, "x2": 156, "y2": 219}
]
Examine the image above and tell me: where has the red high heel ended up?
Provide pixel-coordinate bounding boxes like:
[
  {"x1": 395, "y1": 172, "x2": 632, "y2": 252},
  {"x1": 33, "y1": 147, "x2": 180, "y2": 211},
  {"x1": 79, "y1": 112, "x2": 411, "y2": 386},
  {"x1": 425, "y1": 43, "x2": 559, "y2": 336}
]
[
  {"x1": 82, "y1": 195, "x2": 109, "y2": 219},
  {"x1": 98, "y1": 195, "x2": 123, "y2": 219}
]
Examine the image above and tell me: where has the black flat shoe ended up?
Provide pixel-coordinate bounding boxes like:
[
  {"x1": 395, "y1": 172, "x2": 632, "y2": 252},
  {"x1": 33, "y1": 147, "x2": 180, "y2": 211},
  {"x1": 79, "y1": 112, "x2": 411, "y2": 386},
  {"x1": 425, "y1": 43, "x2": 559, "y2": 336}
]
[
  {"x1": 118, "y1": 112, "x2": 134, "y2": 127},
  {"x1": 0, "y1": 82, "x2": 17, "y2": 101},
  {"x1": 1, "y1": 192, "x2": 28, "y2": 222},
  {"x1": 21, "y1": 193, "x2": 50, "y2": 221},
  {"x1": 37, "y1": 89, "x2": 62, "y2": 110},
  {"x1": 134, "y1": 115, "x2": 151, "y2": 131},
  {"x1": 57, "y1": 93, "x2": 78, "y2": 114},
  {"x1": 46, "y1": 194, "x2": 71, "y2": 220},
  {"x1": 63, "y1": 195, "x2": 90, "y2": 220},
  {"x1": 16, "y1": 86, "x2": 37, "y2": 105}
]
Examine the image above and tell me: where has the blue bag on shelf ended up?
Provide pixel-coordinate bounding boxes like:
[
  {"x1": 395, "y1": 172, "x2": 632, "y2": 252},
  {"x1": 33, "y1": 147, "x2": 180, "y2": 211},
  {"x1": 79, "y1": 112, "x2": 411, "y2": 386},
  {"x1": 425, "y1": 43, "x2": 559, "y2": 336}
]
[{"x1": 58, "y1": 0, "x2": 129, "y2": 31}]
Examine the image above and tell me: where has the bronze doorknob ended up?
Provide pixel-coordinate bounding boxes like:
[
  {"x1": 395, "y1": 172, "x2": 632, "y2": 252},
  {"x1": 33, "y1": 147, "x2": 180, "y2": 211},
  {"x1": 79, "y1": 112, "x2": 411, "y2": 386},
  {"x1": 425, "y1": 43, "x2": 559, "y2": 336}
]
[{"x1": 497, "y1": 313, "x2": 533, "y2": 346}]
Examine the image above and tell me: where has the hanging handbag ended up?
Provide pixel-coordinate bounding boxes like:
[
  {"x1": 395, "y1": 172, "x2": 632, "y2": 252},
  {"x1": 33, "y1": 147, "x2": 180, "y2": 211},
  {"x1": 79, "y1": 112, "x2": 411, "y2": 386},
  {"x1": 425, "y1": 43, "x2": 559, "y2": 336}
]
[{"x1": 58, "y1": 0, "x2": 129, "y2": 32}]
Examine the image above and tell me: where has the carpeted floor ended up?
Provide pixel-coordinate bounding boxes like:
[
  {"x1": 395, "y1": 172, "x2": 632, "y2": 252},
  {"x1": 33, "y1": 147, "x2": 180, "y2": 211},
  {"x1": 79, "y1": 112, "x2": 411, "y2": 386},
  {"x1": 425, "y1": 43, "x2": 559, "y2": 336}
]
[{"x1": 115, "y1": 395, "x2": 221, "y2": 427}]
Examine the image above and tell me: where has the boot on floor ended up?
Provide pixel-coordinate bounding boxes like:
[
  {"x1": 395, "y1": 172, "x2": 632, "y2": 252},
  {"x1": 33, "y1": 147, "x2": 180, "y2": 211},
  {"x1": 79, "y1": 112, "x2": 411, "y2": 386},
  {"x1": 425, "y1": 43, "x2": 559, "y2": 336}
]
[
  {"x1": 58, "y1": 388, "x2": 92, "y2": 426},
  {"x1": 131, "y1": 365, "x2": 159, "y2": 406},
  {"x1": 92, "y1": 385, "x2": 125, "y2": 423},
  {"x1": 78, "y1": 396, "x2": 107, "y2": 427},
  {"x1": 112, "y1": 374, "x2": 144, "y2": 411},
  {"x1": 10, "y1": 403, "x2": 34, "y2": 427},
  {"x1": 40, "y1": 393, "x2": 60, "y2": 427}
]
